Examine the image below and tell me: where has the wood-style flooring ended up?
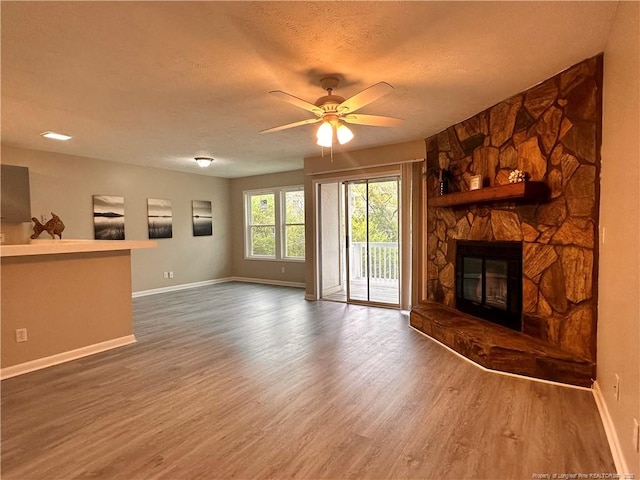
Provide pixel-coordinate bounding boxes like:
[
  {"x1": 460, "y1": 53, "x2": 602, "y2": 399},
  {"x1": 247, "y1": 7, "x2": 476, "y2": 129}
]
[{"x1": 1, "y1": 282, "x2": 615, "y2": 479}]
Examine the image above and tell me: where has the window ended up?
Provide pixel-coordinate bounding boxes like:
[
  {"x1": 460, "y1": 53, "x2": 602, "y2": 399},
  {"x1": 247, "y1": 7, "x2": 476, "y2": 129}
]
[
  {"x1": 244, "y1": 187, "x2": 305, "y2": 260},
  {"x1": 247, "y1": 193, "x2": 276, "y2": 257}
]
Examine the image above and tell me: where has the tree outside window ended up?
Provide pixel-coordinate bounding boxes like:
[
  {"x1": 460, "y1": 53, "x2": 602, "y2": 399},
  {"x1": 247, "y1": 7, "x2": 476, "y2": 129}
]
[
  {"x1": 283, "y1": 190, "x2": 305, "y2": 259},
  {"x1": 248, "y1": 193, "x2": 275, "y2": 257}
]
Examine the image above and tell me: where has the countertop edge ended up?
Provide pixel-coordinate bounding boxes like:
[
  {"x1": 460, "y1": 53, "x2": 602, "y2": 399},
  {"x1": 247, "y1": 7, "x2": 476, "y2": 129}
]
[{"x1": 1, "y1": 240, "x2": 158, "y2": 257}]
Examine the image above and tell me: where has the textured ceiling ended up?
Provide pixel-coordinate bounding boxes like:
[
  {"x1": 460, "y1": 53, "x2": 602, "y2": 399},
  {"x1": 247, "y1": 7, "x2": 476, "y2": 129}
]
[{"x1": 1, "y1": 1, "x2": 618, "y2": 178}]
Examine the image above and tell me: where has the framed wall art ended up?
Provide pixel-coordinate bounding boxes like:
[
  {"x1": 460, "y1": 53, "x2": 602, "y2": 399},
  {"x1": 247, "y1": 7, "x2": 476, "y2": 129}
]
[
  {"x1": 192, "y1": 200, "x2": 212, "y2": 236},
  {"x1": 93, "y1": 195, "x2": 125, "y2": 240},
  {"x1": 147, "y1": 198, "x2": 173, "y2": 239}
]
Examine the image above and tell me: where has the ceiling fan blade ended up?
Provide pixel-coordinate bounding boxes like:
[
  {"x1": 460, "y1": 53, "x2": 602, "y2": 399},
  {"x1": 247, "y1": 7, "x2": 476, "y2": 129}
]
[
  {"x1": 269, "y1": 91, "x2": 324, "y2": 116},
  {"x1": 342, "y1": 114, "x2": 404, "y2": 127},
  {"x1": 260, "y1": 117, "x2": 322, "y2": 134},
  {"x1": 337, "y1": 82, "x2": 394, "y2": 114}
]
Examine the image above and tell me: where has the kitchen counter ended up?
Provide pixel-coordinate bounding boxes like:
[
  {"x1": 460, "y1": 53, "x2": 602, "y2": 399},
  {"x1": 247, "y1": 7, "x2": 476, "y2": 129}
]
[{"x1": 1, "y1": 239, "x2": 157, "y2": 378}]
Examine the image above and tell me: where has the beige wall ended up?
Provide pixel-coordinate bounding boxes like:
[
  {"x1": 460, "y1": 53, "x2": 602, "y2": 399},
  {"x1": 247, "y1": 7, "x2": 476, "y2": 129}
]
[
  {"x1": 0, "y1": 145, "x2": 232, "y2": 292},
  {"x1": 599, "y1": 1, "x2": 640, "y2": 473},
  {"x1": 1, "y1": 251, "x2": 133, "y2": 368},
  {"x1": 304, "y1": 139, "x2": 424, "y2": 175},
  {"x1": 229, "y1": 170, "x2": 306, "y2": 284}
]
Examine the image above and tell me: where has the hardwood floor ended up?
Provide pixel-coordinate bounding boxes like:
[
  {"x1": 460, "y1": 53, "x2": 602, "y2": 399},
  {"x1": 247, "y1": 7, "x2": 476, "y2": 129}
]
[{"x1": 1, "y1": 282, "x2": 615, "y2": 479}]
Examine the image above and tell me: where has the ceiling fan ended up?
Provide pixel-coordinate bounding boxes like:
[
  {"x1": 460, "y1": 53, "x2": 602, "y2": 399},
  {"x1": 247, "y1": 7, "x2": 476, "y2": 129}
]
[{"x1": 260, "y1": 76, "x2": 403, "y2": 147}]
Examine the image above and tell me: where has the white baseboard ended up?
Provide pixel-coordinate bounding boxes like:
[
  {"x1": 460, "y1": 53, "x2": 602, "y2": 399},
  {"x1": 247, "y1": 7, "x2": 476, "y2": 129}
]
[
  {"x1": 231, "y1": 277, "x2": 305, "y2": 289},
  {"x1": 1, "y1": 335, "x2": 137, "y2": 380},
  {"x1": 132, "y1": 278, "x2": 234, "y2": 297},
  {"x1": 592, "y1": 380, "x2": 630, "y2": 475},
  {"x1": 132, "y1": 277, "x2": 304, "y2": 297}
]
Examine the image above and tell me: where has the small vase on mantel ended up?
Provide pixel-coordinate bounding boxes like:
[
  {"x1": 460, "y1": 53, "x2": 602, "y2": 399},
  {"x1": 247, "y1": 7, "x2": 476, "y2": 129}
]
[{"x1": 438, "y1": 169, "x2": 449, "y2": 196}]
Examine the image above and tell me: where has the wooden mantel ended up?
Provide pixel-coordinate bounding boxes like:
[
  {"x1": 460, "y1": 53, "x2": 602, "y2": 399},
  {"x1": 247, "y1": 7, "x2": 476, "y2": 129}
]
[{"x1": 428, "y1": 181, "x2": 549, "y2": 208}]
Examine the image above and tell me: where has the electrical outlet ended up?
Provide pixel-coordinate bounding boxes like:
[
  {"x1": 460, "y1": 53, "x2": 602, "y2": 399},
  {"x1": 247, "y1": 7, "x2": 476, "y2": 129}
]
[
  {"x1": 281, "y1": 267, "x2": 285, "y2": 273},
  {"x1": 163, "y1": 272, "x2": 169, "y2": 279},
  {"x1": 614, "y1": 374, "x2": 620, "y2": 401},
  {"x1": 15, "y1": 328, "x2": 28, "y2": 343},
  {"x1": 169, "y1": 271, "x2": 174, "y2": 279},
  {"x1": 633, "y1": 419, "x2": 639, "y2": 453}
]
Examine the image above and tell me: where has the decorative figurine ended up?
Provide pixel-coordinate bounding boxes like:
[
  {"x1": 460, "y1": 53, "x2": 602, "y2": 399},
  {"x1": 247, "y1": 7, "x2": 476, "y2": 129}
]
[{"x1": 31, "y1": 212, "x2": 65, "y2": 239}]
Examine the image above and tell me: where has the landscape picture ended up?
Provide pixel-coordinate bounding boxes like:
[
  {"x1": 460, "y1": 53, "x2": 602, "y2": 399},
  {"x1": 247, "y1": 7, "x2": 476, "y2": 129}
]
[
  {"x1": 93, "y1": 195, "x2": 125, "y2": 240},
  {"x1": 147, "y1": 198, "x2": 173, "y2": 239},
  {"x1": 192, "y1": 200, "x2": 212, "y2": 236}
]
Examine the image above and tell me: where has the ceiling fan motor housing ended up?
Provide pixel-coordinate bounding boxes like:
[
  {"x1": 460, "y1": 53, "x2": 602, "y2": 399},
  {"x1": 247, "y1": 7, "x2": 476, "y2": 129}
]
[
  {"x1": 316, "y1": 76, "x2": 345, "y2": 113},
  {"x1": 315, "y1": 94, "x2": 345, "y2": 112}
]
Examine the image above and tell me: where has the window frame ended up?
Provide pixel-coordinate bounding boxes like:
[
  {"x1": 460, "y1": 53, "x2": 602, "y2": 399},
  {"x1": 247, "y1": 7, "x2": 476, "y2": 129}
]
[{"x1": 243, "y1": 186, "x2": 305, "y2": 262}]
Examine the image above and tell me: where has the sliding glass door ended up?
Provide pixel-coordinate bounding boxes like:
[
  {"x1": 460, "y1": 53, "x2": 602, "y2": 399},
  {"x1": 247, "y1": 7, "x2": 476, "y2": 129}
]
[{"x1": 345, "y1": 177, "x2": 400, "y2": 306}]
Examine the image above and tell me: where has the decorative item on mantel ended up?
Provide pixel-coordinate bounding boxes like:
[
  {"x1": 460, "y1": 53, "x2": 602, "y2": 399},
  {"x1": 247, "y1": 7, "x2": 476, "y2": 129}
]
[
  {"x1": 438, "y1": 169, "x2": 449, "y2": 195},
  {"x1": 469, "y1": 174, "x2": 483, "y2": 191},
  {"x1": 508, "y1": 169, "x2": 528, "y2": 183},
  {"x1": 438, "y1": 154, "x2": 450, "y2": 196},
  {"x1": 31, "y1": 212, "x2": 65, "y2": 239}
]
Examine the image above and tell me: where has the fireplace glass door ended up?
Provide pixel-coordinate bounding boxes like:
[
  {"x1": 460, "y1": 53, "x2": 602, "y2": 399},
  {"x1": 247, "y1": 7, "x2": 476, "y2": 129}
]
[
  {"x1": 485, "y1": 259, "x2": 508, "y2": 309},
  {"x1": 456, "y1": 241, "x2": 522, "y2": 330},
  {"x1": 462, "y1": 257, "x2": 482, "y2": 303}
]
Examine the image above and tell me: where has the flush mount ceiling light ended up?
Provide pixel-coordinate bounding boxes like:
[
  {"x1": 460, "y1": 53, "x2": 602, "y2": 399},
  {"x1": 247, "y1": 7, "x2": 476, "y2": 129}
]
[
  {"x1": 40, "y1": 131, "x2": 72, "y2": 141},
  {"x1": 194, "y1": 157, "x2": 213, "y2": 168}
]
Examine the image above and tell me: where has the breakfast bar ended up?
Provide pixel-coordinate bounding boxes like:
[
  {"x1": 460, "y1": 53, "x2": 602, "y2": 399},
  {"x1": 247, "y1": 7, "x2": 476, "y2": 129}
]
[{"x1": 1, "y1": 239, "x2": 156, "y2": 378}]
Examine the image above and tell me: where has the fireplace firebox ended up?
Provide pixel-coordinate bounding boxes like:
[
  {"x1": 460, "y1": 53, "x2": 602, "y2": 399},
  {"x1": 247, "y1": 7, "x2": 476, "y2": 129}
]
[{"x1": 455, "y1": 241, "x2": 522, "y2": 331}]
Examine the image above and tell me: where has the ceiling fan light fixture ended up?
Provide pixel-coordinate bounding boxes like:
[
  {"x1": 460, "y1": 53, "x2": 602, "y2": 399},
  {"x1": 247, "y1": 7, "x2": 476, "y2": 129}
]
[
  {"x1": 194, "y1": 157, "x2": 213, "y2": 168},
  {"x1": 316, "y1": 121, "x2": 333, "y2": 147},
  {"x1": 336, "y1": 123, "x2": 354, "y2": 145}
]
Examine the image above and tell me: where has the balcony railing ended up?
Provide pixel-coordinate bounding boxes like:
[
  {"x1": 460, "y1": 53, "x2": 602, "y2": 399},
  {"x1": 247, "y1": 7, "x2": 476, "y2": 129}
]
[{"x1": 350, "y1": 242, "x2": 398, "y2": 280}]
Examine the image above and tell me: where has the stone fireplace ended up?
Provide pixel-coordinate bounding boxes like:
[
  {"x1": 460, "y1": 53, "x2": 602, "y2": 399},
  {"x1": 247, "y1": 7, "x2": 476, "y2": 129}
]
[{"x1": 410, "y1": 55, "x2": 602, "y2": 387}]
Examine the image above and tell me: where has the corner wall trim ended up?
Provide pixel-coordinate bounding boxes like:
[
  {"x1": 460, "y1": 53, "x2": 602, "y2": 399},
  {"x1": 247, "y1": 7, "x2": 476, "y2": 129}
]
[
  {"x1": 230, "y1": 277, "x2": 305, "y2": 289},
  {"x1": 132, "y1": 278, "x2": 234, "y2": 297},
  {"x1": 0, "y1": 335, "x2": 137, "y2": 380},
  {"x1": 592, "y1": 380, "x2": 630, "y2": 475}
]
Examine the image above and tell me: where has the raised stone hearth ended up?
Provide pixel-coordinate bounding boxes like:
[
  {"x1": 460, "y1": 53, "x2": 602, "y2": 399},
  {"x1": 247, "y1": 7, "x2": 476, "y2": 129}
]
[
  {"x1": 414, "y1": 55, "x2": 602, "y2": 385},
  {"x1": 410, "y1": 302, "x2": 595, "y2": 387}
]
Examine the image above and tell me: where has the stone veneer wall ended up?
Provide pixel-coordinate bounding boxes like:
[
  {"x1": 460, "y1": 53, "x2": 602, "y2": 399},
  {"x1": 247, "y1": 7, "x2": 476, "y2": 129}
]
[{"x1": 425, "y1": 55, "x2": 602, "y2": 362}]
